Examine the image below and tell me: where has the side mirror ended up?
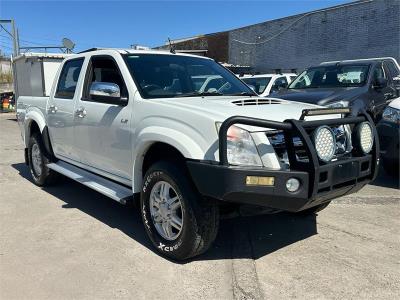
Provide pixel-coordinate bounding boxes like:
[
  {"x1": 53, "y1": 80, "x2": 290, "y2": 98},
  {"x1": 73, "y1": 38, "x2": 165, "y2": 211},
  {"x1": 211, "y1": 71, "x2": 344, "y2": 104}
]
[
  {"x1": 373, "y1": 77, "x2": 388, "y2": 89},
  {"x1": 89, "y1": 82, "x2": 127, "y2": 105}
]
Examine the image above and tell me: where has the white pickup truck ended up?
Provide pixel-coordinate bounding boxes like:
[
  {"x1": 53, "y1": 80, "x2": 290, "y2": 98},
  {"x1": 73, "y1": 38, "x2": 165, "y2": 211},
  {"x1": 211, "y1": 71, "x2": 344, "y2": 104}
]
[
  {"x1": 239, "y1": 73, "x2": 298, "y2": 96},
  {"x1": 16, "y1": 49, "x2": 379, "y2": 260}
]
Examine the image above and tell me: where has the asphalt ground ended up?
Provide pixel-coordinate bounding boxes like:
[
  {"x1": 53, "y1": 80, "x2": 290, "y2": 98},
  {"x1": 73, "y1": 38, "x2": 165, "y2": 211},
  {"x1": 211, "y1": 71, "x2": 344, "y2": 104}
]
[{"x1": 0, "y1": 113, "x2": 399, "y2": 299}]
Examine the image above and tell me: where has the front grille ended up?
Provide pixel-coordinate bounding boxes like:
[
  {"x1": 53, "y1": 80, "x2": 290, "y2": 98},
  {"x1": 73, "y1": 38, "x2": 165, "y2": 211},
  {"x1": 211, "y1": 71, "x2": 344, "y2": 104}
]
[
  {"x1": 266, "y1": 132, "x2": 308, "y2": 163},
  {"x1": 267, "y1": 125, "x2": 351, "y2": 166}
]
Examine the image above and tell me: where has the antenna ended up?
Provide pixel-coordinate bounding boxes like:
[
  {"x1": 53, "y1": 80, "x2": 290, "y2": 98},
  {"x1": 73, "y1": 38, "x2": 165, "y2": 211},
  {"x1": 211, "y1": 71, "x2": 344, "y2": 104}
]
[
  {"x1": 62, "y1": 38, "x2": 75, "y2": 53},
  {"x1": 168, "y1": 38, "x2": 175, "y2": 54}
]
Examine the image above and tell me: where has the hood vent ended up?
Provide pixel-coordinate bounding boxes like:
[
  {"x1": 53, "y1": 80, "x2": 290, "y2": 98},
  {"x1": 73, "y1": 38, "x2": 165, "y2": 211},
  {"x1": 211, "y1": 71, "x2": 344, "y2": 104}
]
[{"x1": 232, "y1": 98, "x2": 284, "y2": 106}]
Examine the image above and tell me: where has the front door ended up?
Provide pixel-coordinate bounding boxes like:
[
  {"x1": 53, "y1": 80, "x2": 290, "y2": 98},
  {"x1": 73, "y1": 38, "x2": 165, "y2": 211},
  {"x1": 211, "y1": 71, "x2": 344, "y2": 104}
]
[
  {"x1": 73, "y1": 55, "x2": 133, "y2": 181},
  {"x1": 370, "y1": 63, "x2": 393, "y2": 118},
  {"x1": 47, "y1": 57, "x2": 85, "y2": 162}
]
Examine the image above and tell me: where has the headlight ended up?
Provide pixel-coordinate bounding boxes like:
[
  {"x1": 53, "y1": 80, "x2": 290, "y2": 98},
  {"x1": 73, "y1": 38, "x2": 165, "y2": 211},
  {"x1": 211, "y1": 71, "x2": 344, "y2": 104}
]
[
  {"x1": 356, "y1": 122, "x2": 374, "y2": 154},
  {"x1": 326, "y1": 100, "x2": 349, "y2": 108},
  {"x1": 382, "y1": 106, "x2": 400, "y2": 124},
  {"x1": 312, "y1": 126, "x2": 336, "y2": 162},
  {"x1": 216, "y1": 123, "x2": 262, "y2": 166}
]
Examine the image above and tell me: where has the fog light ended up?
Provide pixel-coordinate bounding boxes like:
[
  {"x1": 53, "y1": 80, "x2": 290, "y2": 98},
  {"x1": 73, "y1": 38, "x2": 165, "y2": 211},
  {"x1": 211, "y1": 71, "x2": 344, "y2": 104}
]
[
  {"x1": 313, "y1": 125, "x2": 336, "y2": 162},
  {"x1": 286, "y1": 178, "x2": 300, "y2": 192},
  {"x1": 357, "y1": 122, "x2": 374, "y2": 154}
]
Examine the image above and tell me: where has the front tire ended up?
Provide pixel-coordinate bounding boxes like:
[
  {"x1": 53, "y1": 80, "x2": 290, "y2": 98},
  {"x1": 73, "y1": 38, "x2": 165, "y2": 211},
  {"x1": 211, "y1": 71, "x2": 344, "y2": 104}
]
[
  {"x1": 140, "y1": 161, "x2": 219, "y2": 261},
  {"x1": 28, "y1": 133, "x2": 59, "y2": 186}
]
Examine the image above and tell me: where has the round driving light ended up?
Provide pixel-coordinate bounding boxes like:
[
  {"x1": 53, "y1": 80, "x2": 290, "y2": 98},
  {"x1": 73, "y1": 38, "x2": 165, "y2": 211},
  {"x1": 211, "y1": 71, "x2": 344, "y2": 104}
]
[
  {"x1": 313, "y1": 126, "x2": 336, "y2": 162},
  {"x1": 357, "y1": 122, "x2": 374, "y2": 154},
  {"x1": 286, "y1": 178, "x2": 300, "y2": 193}
]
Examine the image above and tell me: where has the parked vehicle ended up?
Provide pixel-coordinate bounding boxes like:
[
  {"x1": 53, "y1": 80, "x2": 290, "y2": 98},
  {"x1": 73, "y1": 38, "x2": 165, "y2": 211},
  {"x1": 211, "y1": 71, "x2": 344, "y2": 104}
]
[
  {"x1": 377, "y1": 97, "x2": 400, "y2": 177},
  {"x1": 273, "y1": 58, "x2": 400, "y2": 122},
  {"x1": 240, "y1": 73, "x2": 297, "y2": 96},
  {"x1": 16, "y1": 49, "x2": 379, "y2": 260}
]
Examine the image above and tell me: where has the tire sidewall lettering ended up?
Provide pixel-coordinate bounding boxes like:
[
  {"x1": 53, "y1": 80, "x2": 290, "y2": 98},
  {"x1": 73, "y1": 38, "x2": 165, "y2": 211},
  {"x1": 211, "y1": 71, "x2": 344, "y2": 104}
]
[{"x1": 141, "y1": 170, "x2": 183, "y2": 253}]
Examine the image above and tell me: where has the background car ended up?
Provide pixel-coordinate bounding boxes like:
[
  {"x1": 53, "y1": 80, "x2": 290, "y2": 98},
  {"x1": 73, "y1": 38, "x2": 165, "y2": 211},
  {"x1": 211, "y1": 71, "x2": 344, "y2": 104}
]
[
  {"x1": 273, "y1": 58, "x2": 400, "y2": 122},
  {"x1": 377, "y1": 97, "x2": 400, "y2": 178},
  {"x1": 239, "y1": 73, "x2": 297, "y2": 97}
]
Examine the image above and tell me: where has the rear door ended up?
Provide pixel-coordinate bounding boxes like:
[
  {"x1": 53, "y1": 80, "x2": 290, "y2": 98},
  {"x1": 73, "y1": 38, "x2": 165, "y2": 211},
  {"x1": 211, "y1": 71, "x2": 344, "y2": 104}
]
[
  {"x1": 73, "y1": 54, "x2": 133, "y2": 181},
  {"x1": 47, "y1": 57, "x2": 85, "y2": 162}
]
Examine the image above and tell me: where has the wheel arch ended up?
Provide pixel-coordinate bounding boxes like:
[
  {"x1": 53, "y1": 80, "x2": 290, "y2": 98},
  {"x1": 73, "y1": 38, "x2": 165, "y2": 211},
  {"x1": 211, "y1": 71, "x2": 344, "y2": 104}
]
[
  {"x1": 24, "y1": 112, "x2": 55, "y2": 159},
  {"x1": 24, "y1": 109, "x2": 47, "y2": 147},
  {"x1": 132, "y1": 136, "x2": 203, "y2": 193}
]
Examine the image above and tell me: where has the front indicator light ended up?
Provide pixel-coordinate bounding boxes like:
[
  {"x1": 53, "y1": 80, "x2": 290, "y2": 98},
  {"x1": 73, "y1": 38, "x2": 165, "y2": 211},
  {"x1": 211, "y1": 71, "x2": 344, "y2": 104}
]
[
  {"x1": 286, "y1": 178, "x2": 300, "y2": 192},
  {"x1": 246, "y1": 176, "x2": 275, "y2": 186}
]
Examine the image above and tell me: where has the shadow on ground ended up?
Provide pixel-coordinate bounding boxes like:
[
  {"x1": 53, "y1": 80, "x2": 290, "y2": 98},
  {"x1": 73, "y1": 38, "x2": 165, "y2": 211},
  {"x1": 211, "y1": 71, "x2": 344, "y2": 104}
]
[{"x1": 12, "y1": 162, "x2": 319, "y2": 262}]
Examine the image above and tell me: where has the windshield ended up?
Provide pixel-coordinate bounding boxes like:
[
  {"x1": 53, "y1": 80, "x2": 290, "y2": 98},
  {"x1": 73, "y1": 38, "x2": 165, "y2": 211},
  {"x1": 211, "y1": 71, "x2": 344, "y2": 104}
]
[
  {"x1": 124, "y1": 54, "x2": 255, "y2": 98},
  {"x1": 288, "y1": 65, "x2": 370, "y2": 89},
  {"x1": 241, "y1": 77, "x2": 272, "y2": 94}
]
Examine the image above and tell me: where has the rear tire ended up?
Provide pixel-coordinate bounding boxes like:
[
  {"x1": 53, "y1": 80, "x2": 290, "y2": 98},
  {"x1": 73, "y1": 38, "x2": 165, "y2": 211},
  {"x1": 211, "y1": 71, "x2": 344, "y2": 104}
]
[
  {"x1": 28, "y1": 133, "x2": 59, "y2": 186},
  {"x1": 140, "y1": 161, "x2": 219, "y2": 261}
]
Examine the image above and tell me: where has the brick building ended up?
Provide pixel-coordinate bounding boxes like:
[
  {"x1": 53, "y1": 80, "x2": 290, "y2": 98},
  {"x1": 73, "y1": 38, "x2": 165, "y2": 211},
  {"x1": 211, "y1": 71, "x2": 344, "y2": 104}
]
[{"x1": 156, "y1": 0, "x2": 400, "y2": 73}]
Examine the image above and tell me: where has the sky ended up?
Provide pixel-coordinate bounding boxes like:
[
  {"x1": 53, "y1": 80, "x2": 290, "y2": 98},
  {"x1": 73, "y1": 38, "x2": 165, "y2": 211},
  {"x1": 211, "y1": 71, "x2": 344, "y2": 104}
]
[{"x1": 1, "y1": 0, "x2": 350, "y2": 56}]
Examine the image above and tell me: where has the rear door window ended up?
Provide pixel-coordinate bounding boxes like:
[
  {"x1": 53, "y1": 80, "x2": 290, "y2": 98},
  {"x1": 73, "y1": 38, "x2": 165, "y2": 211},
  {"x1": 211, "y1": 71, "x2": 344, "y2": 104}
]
[{"x1": 55, "y1": 58, "x2": 84, "y2": 99}]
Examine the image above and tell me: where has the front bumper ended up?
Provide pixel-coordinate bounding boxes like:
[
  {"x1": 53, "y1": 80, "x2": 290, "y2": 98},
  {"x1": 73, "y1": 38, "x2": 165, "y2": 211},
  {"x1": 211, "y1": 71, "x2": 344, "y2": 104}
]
[
  {"x1": 188, "y1": 109, "x2": 379, "y2": 212},
  {"x1": 188, "y1": 155, "x2": 373, "y2": 212}
]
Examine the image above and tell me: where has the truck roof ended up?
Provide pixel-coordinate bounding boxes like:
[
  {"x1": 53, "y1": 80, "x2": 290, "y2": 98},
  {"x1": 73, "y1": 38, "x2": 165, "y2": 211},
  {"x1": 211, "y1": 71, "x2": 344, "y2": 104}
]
[
  {"x1": 319, "y1": 57, "x2": 399, "y2": 67},
  {"x1": 77, "y1": 48, "x2": 214, "y2": 60}
]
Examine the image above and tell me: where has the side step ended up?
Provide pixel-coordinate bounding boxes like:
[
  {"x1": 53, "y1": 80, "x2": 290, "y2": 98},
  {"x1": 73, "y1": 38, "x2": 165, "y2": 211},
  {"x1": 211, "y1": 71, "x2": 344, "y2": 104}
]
[{"x1": 47, "y1": 161, "x2": 133, "y2": 204}]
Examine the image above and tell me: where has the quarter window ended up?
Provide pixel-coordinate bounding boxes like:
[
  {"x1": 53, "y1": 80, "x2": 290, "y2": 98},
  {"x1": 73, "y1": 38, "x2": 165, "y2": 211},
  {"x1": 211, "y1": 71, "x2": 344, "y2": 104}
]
[{"x1": 55, "y1": 58, "x2": 84, "y2": 99}]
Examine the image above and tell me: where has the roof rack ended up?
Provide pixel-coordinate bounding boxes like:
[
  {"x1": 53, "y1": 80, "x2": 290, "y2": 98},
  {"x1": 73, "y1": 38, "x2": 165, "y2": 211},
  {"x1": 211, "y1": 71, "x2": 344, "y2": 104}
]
[{"x1": 78, "y1": 48, "x2": 132, "y2": 54}]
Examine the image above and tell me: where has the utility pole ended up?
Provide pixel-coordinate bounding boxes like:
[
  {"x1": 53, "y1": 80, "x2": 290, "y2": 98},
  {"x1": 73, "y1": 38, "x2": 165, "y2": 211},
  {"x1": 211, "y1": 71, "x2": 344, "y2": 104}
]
[{"x1": 0, "y1": 19, "x2": 19, "y2": 56}]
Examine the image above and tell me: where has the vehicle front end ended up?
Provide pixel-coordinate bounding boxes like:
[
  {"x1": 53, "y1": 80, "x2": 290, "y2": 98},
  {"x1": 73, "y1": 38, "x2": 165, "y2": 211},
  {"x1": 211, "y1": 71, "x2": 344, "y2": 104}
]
[{"x1": 187, "y1": 107, "x2": 379, "y2": 212}]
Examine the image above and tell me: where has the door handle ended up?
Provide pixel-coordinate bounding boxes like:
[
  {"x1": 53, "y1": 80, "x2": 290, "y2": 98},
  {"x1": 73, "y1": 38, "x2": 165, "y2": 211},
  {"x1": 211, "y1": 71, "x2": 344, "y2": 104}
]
[
  {"x1": 48, "y1": 105, "x2": 58, "y2": 114},
  {"x1": 75, "y1": 107, "x2": 87, "y2": 118}
]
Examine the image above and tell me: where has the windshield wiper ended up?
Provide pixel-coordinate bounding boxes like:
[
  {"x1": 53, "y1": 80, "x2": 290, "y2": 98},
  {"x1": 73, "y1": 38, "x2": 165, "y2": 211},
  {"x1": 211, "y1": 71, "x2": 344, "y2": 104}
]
[
  {"x1": 174, "y1": 91, "x2": 224, "y2": 97},
  {"x1": 229, "y1": 92, "x2": 257, "y2": 96}
]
